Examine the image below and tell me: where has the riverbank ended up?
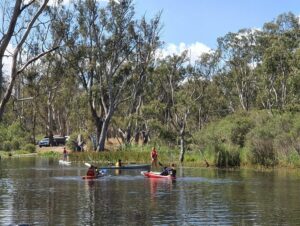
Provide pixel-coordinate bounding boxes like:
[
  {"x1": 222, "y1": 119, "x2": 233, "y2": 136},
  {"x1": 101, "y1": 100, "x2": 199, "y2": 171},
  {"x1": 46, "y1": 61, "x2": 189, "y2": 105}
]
[{"x1": 2, "y1": 140, "x2": 300, "y2": 170}]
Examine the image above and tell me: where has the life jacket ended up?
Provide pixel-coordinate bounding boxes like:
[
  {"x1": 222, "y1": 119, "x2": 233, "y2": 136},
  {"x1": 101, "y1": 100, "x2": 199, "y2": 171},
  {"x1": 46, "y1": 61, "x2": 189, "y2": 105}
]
[
  {"x1": 87, "y1": 168, "x2": 95, "y2": 177},
  {"x1": 151, "y1": 150, "x2": 157, "y2": 159}
]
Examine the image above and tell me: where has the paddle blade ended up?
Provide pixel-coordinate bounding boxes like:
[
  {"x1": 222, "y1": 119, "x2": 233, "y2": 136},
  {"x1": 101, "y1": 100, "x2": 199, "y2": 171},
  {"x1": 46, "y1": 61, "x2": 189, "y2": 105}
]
[{"x1": 85, "y1": 163, "x2": 91, "y2": 167}]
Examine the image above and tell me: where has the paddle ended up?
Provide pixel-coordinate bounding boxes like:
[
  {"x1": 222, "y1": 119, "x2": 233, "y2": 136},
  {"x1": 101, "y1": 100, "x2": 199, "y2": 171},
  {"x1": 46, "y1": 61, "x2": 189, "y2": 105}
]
[{"x1": 85, "y1": 162, "x2": 91, "y2": 167}]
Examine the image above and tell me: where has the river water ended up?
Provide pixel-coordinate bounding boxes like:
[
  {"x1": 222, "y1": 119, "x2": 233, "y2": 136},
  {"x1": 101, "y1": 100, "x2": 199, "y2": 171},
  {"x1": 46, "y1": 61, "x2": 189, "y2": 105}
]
[{"x1": 1, "y1": 157, "x2": 300, "y2": 225}]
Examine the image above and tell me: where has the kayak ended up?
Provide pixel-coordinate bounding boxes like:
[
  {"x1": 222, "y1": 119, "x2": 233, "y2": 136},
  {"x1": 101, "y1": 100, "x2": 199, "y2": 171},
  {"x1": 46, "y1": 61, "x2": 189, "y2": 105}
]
[
  {"x1": 82, "y1": 173, "x2": 105, "y2": 180},
  {"x1": 141, "y1": 171, "x2": 176, "y2": 179},
  {"x1": 59, "y1": 160, "x2": 71, "y2": 165},
  {"x1": 99, "y1": 164, "x2": 150, "y2": 170},
  {"x1": 82, "y1": 169, "x2": 107, "y2": 179}
]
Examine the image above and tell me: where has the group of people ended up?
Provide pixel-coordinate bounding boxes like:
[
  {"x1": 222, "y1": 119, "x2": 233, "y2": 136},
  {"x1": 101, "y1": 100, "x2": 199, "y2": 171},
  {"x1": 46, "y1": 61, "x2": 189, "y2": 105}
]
[
  {"x1": 151, "y1": 146, "x2": 176, "y2": 177},
  {"x1": 84, "y1": 146, "x2": 176, "y2": 177}
]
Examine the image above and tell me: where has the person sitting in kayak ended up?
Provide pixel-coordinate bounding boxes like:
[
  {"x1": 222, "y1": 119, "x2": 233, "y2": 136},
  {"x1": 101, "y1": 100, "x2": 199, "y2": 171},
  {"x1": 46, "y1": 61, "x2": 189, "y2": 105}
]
[
  {"x1": 160, "y1": 164, "x2": 176, "y2": 177},
  {"x1": 160, "y1": 167, "x2": 169, "y2": 176},
  {"x1": 94, "y1": 166, "x2": 100, "y2": 176},
  {"x1": 169, "y1": 164, "x2": 176, "y2": 177},
  {"x1": 115, "y1": 159, "x2": 122, "y2": 167},
  {"x1": 86, "y1": 165, "x2": 96, "y2": 177}
]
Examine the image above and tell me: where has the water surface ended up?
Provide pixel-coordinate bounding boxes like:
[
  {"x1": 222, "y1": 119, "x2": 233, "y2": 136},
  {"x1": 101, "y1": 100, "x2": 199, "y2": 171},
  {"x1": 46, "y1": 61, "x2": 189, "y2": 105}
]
[{"x1": 1, "y1": 157, "x2": 300, "y2": 225}]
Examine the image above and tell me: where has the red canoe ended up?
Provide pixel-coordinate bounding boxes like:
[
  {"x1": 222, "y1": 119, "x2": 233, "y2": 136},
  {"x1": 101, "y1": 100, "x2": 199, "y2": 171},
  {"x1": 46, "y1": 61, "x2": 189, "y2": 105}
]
[{"x1": 141, "y1": 171, "x2": 176, "y2": 179}]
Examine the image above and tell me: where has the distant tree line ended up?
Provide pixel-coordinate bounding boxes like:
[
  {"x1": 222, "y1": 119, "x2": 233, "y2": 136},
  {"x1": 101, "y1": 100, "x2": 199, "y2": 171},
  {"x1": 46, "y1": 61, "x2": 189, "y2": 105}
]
[{"x1": 0, "y1": 0, "x2": 299, "y2": 162}]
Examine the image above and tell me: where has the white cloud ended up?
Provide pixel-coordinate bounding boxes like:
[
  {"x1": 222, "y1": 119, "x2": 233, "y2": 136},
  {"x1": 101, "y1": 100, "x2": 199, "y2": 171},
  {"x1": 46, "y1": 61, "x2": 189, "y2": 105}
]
[{"x1": 156, "y1": 42, "x2": 211, "y2": 63}]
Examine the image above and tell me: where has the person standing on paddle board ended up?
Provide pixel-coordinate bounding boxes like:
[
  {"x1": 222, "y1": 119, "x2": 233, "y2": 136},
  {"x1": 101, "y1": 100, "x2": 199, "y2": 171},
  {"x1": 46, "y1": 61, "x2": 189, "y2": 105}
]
[
  {"x1": 63, "y1": 147, "x2": 68, "y2": 161},
  {"x1": 151, "y1": 147, "x2": 158, "y2": 168}
]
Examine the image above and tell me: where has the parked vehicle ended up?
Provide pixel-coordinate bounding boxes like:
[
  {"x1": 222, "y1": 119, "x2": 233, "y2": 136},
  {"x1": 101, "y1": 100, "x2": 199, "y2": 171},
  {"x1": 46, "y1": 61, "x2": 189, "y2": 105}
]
[
  {"x1": 53, "y1": 136, "x2": 66, "y2": 146},
  {"x1": 38, "y1": 136, "x2": 66, "y2": 147},
  {"x1": 38, "y1": 138, "x2": 50, "y2": 147}
]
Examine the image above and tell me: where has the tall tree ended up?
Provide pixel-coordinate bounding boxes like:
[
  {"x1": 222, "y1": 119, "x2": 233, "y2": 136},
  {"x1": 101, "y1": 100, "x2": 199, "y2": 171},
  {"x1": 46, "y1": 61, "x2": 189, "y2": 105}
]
[
  {"x1": 65, "y1": 0, "x2": 161, "y2": 151},
  {"x1": 257, "y1": 12, "x2": 300, "y2": 110},
  {"x1": 0, "y1": 0, "x2": 59, "y2": 121},
  {"x1": 118, "y1": 14, "x2": 162, "y2": 144},
  {"x1": 217, "y1": 29, "x2": 259, "y2": 111}
]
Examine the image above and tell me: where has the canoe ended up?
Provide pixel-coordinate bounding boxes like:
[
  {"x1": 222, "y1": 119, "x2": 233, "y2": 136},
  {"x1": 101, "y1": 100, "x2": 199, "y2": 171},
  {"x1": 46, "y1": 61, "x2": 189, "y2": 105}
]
[
  {"x1": 59, "y1": 160, "x2": 71, "y2": 165},
  {"x1": 99, "y1": 164, "x2": 150, "y2": 170},
  {"x1": 141, "y1": 171, "x2": 176, "y2": 179}
]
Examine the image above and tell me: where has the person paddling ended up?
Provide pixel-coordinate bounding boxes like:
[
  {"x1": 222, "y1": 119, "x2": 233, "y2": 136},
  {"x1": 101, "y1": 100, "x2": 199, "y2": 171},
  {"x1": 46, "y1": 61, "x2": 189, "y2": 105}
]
[
  {"x1": 160, "y1": 163, "x2": 176, "y2": 177},
  {"x1": 86, "y1": 165, "x2": 96, "y2": 177},
  {"x1": 169, "y1": 163, "x2": 176, "y2": 177}
]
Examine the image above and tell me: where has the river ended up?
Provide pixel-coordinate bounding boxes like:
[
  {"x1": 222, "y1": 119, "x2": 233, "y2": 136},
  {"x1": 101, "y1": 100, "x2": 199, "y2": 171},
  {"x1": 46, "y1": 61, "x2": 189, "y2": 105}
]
[{"x1": 1, "y1": 157, "x2": 300, "y2": 225}]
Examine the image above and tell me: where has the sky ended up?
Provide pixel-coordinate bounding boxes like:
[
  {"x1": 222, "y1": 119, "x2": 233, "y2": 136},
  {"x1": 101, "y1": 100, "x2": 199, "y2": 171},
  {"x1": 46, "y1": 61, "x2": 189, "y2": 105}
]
[
  {"x1": 3, "y1": 0, "x2": 300, "y2": 72},
  {"x1": 134, "y1": 0, "x2": 300, "y2": 61}
]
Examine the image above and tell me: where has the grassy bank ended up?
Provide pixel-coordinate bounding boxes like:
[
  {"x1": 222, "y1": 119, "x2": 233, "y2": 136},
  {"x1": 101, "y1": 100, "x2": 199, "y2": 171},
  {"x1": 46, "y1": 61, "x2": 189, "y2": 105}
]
[
  {"x1": 0, "y1": 150, "x2": 34, "y2": 158},
  {"x1": 2, "y1": 110, "x2": 300, "y2": 169}
]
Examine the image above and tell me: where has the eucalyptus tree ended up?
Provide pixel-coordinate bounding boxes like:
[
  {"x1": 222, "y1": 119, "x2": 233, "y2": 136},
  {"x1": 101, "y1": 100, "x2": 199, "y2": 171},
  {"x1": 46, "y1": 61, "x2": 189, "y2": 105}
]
[
  {"x1": 0, "y1": 0, "x2": 60, "y2": 121},
  {"x1": 217, "y1": 28, "x2": 260, "y2": 111},
  {"x1": 11, "y1": 2, "x2": 71, "y2": 144},
  {"x1": 191, "y1": 51, "x2": 221, "y2": 129},
  {"x1": 257, "y1": 12, "x2": 300, "y2": 110},
  {"x1": 65, "y1": 0, "x2": 161, "y2": 151},
  {"x1": 117, "y1": 14, "x2": 162, "y2": 144},
  {"x1": 150, "y1": 52, "x2": 191, "y2": 162}
]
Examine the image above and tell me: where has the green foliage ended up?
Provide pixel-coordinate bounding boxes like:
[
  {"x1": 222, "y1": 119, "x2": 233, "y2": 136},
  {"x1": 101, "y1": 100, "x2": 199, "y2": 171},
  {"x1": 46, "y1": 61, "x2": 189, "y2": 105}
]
[
  {"x1": 214, "y1": 144, "x2": 240, "y2": 168},
  {"x1": 230, "y1": 117, "x2": 254, "y2": 147},
  {"x1": 248, "y1": 136, "x2": 278, "y2": 167},
  {"x1": 23, "y1": 144, "x2": 36, "y2": 153},
  {"x1": 3, "y1": 141, "x2": 12, "y2": 152},
  {"x1": 66, "y1": 133, "x2": 79, "y2": 151},
  {"x1": 38, "y1": 151, "x2": 61, "y2": 158},
  {"x1": 0, "y1": 122, "x2": 31, "y2": 151},
  {"x1": 193, "y1": 110, "x2": 300, "y2": 168},
  {"x1": 11, "y1": 140, "x2": 20, "y2": 150}
]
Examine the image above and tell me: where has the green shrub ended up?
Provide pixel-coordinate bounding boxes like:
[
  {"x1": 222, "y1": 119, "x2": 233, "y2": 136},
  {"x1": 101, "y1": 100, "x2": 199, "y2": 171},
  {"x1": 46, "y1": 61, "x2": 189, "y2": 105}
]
[
  {"x1": 3, "y1": 141, "x2": 12, "y2": 152},
  {"x1": 230, "y1": 118, "x2": 254, "y2": 147},
  {"x1": 66, "y1": 133, "x2": 79, "y2": 151},
  {"x1": 287, "y1": 151, "x2": 300, "y2": 167},
  {"x1": 249, "y1": 137, "x2": 278, "y2": 167},
  {"x1": 24, "y1": 144, "x2": 36, "y2": 153},
  {"x1": 11, "y1": 140, "x2": 20, "y2": 150},
  {"x1": 214, "y1": 144, "x2": 240, "y2": 168}
]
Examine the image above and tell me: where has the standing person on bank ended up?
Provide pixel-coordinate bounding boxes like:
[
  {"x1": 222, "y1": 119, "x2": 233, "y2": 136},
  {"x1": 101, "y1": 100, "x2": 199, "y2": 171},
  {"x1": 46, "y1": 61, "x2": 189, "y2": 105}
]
[{"x1": 151, "y1": 146, "x2": 158, "y2": 168}]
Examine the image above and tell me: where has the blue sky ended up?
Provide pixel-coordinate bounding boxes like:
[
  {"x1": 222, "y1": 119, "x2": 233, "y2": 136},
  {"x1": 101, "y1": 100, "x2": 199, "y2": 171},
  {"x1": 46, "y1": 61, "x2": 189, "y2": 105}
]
[{"x1": 134, "y1": 0, "x2": 300, "y2": 60}]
